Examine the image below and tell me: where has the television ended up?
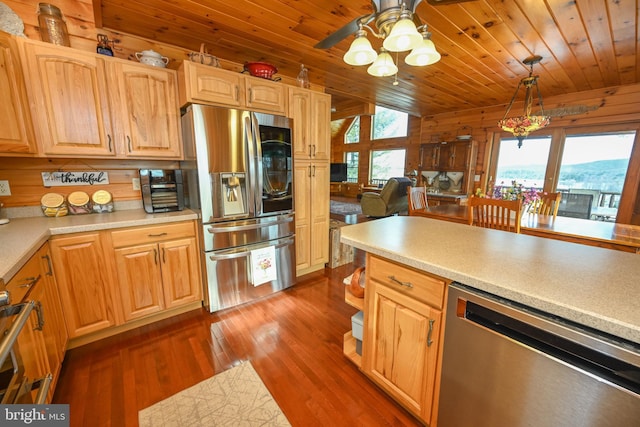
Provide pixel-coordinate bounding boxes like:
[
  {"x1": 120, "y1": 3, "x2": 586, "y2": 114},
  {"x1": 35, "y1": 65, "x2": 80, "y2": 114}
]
[{"x1": 330, "y1": 163, "x2": 348, "y2": 182}]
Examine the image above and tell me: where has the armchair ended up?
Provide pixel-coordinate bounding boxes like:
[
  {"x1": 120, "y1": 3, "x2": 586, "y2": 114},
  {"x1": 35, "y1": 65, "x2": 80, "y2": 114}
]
[{"x1": 360, "y1": 177, "x2": 412, "y2": 217}]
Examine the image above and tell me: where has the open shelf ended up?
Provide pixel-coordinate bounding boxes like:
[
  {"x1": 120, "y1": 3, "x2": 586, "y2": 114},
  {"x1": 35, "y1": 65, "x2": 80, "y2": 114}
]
[
  {"x1": 344, "y1": 287, "x2": 364, "y2": 310},
  {"x1": 343, "y1": 331, "x2": 361, "y2": 367}
]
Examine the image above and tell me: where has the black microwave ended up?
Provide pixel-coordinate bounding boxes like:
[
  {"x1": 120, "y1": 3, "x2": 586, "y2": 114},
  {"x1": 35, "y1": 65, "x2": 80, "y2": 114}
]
[{"x1": 139, "y1": 169, "x2": 185, "y2": 213}]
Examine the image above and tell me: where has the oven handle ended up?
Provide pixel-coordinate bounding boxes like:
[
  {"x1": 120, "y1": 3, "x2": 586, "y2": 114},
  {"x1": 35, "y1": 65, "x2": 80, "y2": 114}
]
[
  {"x1": 0, "y1": 300, "x2": 35, "y2": 369},
  {"x1": 209, "y1": 237, "x2": 294, "y2": 261},
  {"x1": 207, "y1": 215, "x2": 294, "y2": 234},
  {"x1": 33, "y1": 374, "x2": 53, "y2": 404}
]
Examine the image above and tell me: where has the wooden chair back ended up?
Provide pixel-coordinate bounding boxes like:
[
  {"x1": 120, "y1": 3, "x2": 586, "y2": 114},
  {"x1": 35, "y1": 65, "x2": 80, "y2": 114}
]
[
  {"x1": 408, "y1": 185, "x2": 428, "y2": 215},
  {"x1": 529, "y1": 192, "x2": 562, "y2": 217},
  {"x1": 468, "y1": 196, "x2": 522, "y2": 233}
]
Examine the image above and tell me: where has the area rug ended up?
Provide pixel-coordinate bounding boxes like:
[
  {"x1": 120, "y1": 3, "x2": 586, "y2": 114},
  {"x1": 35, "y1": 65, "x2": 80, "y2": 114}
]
[
  {"x1": 330, "y1": 199, "x2": 362, "y2": 215},
  {"x1": 139, "y1": 361, "x2": 290, "y2": 427}
]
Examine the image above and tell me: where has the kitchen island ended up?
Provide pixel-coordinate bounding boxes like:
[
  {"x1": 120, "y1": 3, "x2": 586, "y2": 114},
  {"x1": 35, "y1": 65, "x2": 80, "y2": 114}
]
[{"x1": 340, "y1": 215, "x2": 640, "y2": 345}]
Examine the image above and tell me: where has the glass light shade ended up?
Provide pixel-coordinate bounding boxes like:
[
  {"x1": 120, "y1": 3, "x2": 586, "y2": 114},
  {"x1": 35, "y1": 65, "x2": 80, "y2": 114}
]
[
  {"x1": 367, "y1": 50, "x2": 398, "y2": 77},
  {"x1": 498, "y1": 115, "x2": 550, "y2": 137},
  {"x1": 405, "y1": 38, "x2": 441, "y2": 66},
  {"x1": 343, "y1": 35, "x2": 377, "y2": 66},
  {"x1": 383, "y1": 17, "x2": 422, "y2": 52}
]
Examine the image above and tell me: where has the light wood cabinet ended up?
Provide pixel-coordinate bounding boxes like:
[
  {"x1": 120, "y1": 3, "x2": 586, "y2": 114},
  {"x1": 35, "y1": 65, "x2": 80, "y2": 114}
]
[
  {"x1": 19, "y1": 38, "x2": 182, "y2": 159},
  {"x1": 110, "y1": 222, "x2": 201, "y2": 322},
  {"x1": 9, "y1": 242, "x2": 67, "y2": 403},
  {"x1": 362, "y1": 254, "x2": 449, "y2": 425},
  {"x1": 49, "y1": 232, "x2": 117, "y2": 338},
  {"x1": 289, "y1": 88, "x2": 330, "y2": 160},
  {"x1": 294, "y1": 160, "x2": 330, "y2": 272},
  {"x1": 178, "y1": 61, "x2": 286, "y2": 114},
  {"x1": 0, "y1": 32, "x2": 36, "y2": 155}
]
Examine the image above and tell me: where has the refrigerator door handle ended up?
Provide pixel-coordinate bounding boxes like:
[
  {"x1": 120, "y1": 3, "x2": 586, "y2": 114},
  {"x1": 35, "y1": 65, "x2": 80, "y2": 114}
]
[
  {"x1": 250, "y1": 113, "x2": 264, "y2": 216},
  {"x1": 244, "y1": 112, "x2": 257, "y2": 217},
  {"x1": 208, "y1": 237, "x2": 295, "y2": 261},
  {"x1": 206, "y1": 215, "x2": 294, "y2": 234}
]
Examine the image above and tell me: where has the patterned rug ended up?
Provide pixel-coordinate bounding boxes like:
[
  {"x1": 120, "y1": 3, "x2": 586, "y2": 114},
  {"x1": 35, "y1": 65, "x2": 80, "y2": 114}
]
[
  {"x1": 330, "y1": 199, "x2": 362, "y2": 215},
  {"x1": 139, "y1": 361, "x2": 290, "y2": 427}
]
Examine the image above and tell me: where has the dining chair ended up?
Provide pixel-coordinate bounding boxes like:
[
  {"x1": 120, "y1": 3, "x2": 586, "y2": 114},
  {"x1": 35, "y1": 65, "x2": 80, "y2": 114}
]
[
  {"x1": 468, "y1": 196, "x2": 522, "y2": 233},
  {"x1": 529, "y1": 192, "x2": 562, "y2": 218},
  {"x1": 407, "y1": 185, "x2": 428, "y2": 215}
]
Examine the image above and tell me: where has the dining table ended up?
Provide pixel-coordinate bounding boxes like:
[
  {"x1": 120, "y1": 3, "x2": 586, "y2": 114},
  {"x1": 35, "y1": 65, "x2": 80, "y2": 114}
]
[{"x1": 413, "y1": 204, "x2": 640, "y2": 253}]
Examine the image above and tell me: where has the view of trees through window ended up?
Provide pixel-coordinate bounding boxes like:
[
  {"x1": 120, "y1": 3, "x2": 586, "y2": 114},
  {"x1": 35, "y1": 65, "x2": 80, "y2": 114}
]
[
  {"x1": 345, "y1": 117, "x2": 360, "y2": 144},
  {"x1": 370, "y1": 149, "x2": 406, "y2": 184},
  {"x1": 345, "y1": 152, "x2": 359, "y2": 182},
  {"x1": 371, "y1": 106, "x2": 408, "y2": 140}
]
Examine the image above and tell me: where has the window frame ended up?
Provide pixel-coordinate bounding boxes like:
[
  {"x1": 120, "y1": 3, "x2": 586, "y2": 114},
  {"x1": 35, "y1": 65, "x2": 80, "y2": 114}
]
[
  {"x1": 371, "y1": 106, "x2": 409, "y2": 140},
  {"x1": 369, "y1": 148, "x2": 407, "y2": 185}
]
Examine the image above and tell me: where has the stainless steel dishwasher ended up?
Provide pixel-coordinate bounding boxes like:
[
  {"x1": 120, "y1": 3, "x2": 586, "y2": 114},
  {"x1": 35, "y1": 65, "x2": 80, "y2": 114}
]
[{"x1": 438, "y1": 283, "x2": 640, "y2": 427}]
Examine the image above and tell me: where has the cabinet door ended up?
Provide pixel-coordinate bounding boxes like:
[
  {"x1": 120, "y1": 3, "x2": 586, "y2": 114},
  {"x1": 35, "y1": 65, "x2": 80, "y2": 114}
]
[
  {"x1": 37, "y1": 243, "x2": 67, "y2": 397},
  {"x1": 438, "y1": 143, "x2": 455, "y2": 170},
  {"x1": 289, "y1": 88, "x2": 311, "y2": 158},
  {"x1": 50, "y1": 233, "x2": 116, "y2": 337},
  {"x1": 311, "y1": 92, "x2": 331, "y2": 161},
  {"x1": 0, "y1": 32, "x2": 36, "y2": 154},
  {"x1": 159, "y1": 237, "x2": 202, "y2": 309},
  {"x1": 245, "y1": 77, "x2": 286, "y2": 114},
  {"x1": 183, "y1": 62, "x2": 243, "y2": 107},
  {"x1": 294, "y1": 160, "x2": 312, "y2": 270},
  {"x1": 363, "y1": 282, "x2": 442, "y2": 421},
  {"x1": 111, "y1": 61, "x2": 182, "y2": 158},
  {"x1": 114, "y1": 243, "x2": 165, "y2": 321},
  {"x1": 420, "y1": 144, "x2": 440, "y2": 170},
  {"x1": 450, "y1": 142, "x2": 470, "y2": 171},
  {"x1": 310, "y1": 161, "x2": 330, "y2": 266},
  {"x1": 21, "y1": 40, "x2": 115, "y2": 157}
]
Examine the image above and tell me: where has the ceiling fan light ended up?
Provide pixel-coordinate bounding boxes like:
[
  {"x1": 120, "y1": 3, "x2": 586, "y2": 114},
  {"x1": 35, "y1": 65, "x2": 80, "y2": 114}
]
[
  {"x1": 343, "y1": 34, "x2": 378, "y2": 65},
  {"x1": 405, "y1": 38, "x2": 441, "y2": 66},
  {"x1": 367, "y1": 49, "x2": 398, "y2": 77},
  {"x1": 383, "y1": 16, "x2": 422, "y2": 52}
]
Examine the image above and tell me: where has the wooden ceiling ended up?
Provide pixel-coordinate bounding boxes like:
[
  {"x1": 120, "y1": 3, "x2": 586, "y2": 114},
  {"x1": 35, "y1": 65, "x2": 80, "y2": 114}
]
[{"x1": 95, "y1": 0, "x2": 640, "y2": 118}]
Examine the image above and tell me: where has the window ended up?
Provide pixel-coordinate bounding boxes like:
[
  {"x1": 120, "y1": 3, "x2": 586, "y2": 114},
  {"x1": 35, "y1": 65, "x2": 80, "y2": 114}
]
[
  {"x1": 491, "y1": 130, "x2": 636, "y2": 221},
  {"x1": 494, "y1": 136, "x2": 551, "y2": 190},
  {"x1": 345, "y1": 117, "x2": 360, "y2": 144},
  {"x1": 370, "y1": 149, "x2": 406, "y2": 185},
  {"x1": 345, "y1": 152, "x2": 359, "y2": 182},
  {"x1": 371, "y1": 106, "x2": 408, "y2": 140}
]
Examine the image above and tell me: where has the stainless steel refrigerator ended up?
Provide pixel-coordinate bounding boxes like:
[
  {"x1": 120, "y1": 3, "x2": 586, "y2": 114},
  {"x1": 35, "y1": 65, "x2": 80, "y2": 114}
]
[{"x1": 181, "y1": 104, "x2": 296, "y2": 312}]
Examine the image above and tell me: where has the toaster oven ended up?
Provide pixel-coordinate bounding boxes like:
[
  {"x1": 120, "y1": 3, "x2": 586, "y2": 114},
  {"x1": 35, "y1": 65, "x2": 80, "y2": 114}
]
[{"x1": 139, "y1": 169, "x2": 185, "y2": 213}]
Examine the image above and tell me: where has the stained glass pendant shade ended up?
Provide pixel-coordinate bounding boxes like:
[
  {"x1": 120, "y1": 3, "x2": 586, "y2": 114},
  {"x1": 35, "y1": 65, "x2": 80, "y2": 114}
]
[{"x1": 498, "y1": 56, "x2": 550, "y2": 148}]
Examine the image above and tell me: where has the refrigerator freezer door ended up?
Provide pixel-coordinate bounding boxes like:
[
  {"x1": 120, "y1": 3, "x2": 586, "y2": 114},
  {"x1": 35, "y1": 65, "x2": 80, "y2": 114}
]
[
  {"x1": 203, "y1": 236, "x2": 296, "y2": 312},
  {"x1": 201, "y1": 213, "x2": 295, "y2": 252}
]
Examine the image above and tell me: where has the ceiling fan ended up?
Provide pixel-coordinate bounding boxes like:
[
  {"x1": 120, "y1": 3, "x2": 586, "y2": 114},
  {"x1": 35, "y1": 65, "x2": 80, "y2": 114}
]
[{"x1": 314, "y1": 0, "x2": 475, "y2": 50}]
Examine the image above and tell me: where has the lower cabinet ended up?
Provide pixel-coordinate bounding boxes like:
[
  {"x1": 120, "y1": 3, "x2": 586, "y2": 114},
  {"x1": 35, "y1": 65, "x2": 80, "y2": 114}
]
[
  {"x1": 111, "y1": 222, "x2": 201, "y2": 322},
  {"x1": 50, "y1": 220, "x2": 202, "y2": 343},
  {"x1": 361, "y1": 254, "x2": 448, "y2": 426}
]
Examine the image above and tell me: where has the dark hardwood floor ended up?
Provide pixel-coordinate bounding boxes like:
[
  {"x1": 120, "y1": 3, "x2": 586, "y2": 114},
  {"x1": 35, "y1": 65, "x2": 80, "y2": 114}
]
[{"x1": 52, "y1": 262, "x2": 421, "y2": 426}]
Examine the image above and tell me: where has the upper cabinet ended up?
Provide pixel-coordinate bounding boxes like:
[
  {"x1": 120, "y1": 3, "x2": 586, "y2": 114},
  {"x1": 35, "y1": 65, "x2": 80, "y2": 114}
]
[
  {"x1": 420, "y1": 141, "x2": 474, "y2": 172},
  {"x1": 18, "y1": 38, "x2": 182, "y2": 159},
  {"x1": 0, "y1": 32, "x2": 37, "y2": 155},
  {"x1": 288, "y1": 88, "x2": 331, "y2": 161},
  {"x1": 178, "y1": 61, "x2": 286, "y2": 115}
]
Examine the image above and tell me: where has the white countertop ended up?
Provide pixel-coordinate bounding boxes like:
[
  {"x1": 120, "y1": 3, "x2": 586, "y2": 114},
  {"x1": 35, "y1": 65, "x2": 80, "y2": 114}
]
[
  {"x1": 340, "y1": 216, "x2": 640, "y2": 345},
  {"x1": 0, "y1": 209, "x2": 199, "y2": 284}
]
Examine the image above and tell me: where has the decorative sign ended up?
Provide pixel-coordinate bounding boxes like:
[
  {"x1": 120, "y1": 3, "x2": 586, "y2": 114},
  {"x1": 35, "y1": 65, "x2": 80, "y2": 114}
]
[{"x1": 41, "y1": 171, "x2": 110, "y2": 187}]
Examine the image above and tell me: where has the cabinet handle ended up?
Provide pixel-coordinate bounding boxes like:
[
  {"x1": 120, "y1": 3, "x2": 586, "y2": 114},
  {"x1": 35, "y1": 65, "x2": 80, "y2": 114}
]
[
  {"x1": 388, "y1": 275, "x2": 413, "y2": 288},
  {"x1": 308, "y1": 165, "x2": 312, "y2": 178},
  {"x1": 19, "y1": 275, "x2": 41, "y2": 289},
  {"x1": 312, "y1": 165, "x2": 316, "y2": 177},
  {"x1": 148, "y1": 232, "x2": 168, "y2": 237},
  {"x1": 162, "y1": 248, "x2": 166, "y2": 264},
  {"x1": 248, "y1": 88, "x2": 253, "y2": 103},
  {"x1": 107, "y1": 134, "x2": 112, "y2": 152},
  {"x1": 41, "y1": 255, "x2": 53, "y2": 276},
  {"x1": 427, "y1": 319, "x2": 435, "y2": 347},
  {"x1": 312, "y1": 144, "x2": 316, "y2": 157},
  {"x1": 33, "y1": 300, "x2": 44, "y2": 331},
  {"x1": 154, "y1": 248, "x2": 158, "y2": 265},
  {"x1": 127, "y1": 135, "x2": 132, "y2": 152},
  {"x1": 308, "y1": 145, "x2": 312, "y2": 158}
]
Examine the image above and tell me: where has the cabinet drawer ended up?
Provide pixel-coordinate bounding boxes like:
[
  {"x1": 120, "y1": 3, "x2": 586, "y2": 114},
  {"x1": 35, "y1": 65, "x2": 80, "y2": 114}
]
[
  {"x1": 368, "y1": 255, "x2": 447, "y2": 309},
  {"x1": 6, "y1": 253, "x2": 42, "y2": 304},
  {"x1": 111, "y1": 221, "x2": 195, "y2": 248}
]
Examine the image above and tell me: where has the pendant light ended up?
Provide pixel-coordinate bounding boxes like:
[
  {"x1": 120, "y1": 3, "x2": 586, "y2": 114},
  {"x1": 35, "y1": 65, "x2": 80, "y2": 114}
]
[
  {"x1": 405, "y1": 27, "x2": 441, "y2": 66},
  {"x1": 367, "y1": 48, "x2": 398, "y2": 77},
  {"x1": 382, "y1": 8, "x2": 422, "y2": 52},
  {"x1": 498, "y1": 55, "x2": 550, "y2": 148}
]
